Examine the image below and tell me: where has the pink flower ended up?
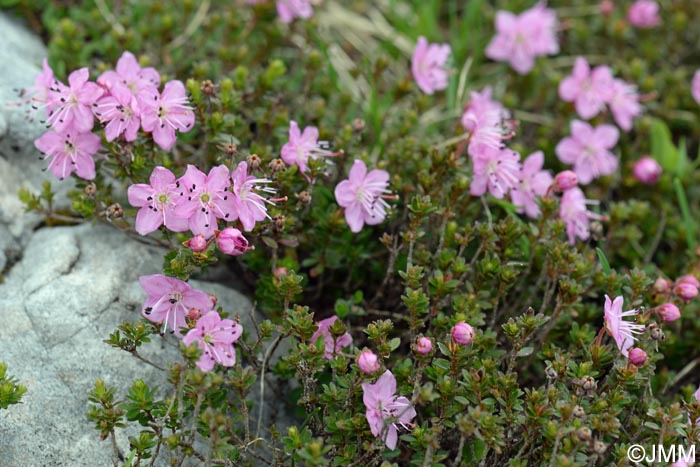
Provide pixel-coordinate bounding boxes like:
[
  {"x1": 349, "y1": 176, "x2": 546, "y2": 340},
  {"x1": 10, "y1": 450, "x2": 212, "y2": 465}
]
[
  {"x1": 451, "y1": 322, "x2": 475, "y2": 345},
  {"x1": 632, "y1": 156, "x2": 662, "y2": 184},
  {"x1": 556, "y1": 120, "x2": 619, "y2": 185},
  {"x1": 357, "y1": 349, "x2": 380, "y2": 374},
  {"x1": 653, "y1": 277, "x2": 671, "y2": 293},
  {"x1": 485, "y1": 3, "x2": 559, "y2": 74},
  {"x1": 362, "y1": 370, "x2": 417, "y2": 450},
  {"x1": 93, "y1": 83, "x2": 141, "y2": 142},
  {"x1": 34, "y1": 129, "x2": 101, "y2": 180},
  {"x1": 461, "y1": 87, "x2": 509, "y2": 156},
  {"x1": 98, "y1": 51, "x2": 160, "y2": 95},
  {"x1": 139, "y1": 80, "x2": 195, "y2": 151},
  {"x1": 415, "y1": 337, "x2": 433, "y2": 355},
  {"x1": 603, "y1": 295, "x2": 645, "y2": 358},
  {"x1": 183, "y1": 311, "x2": 242, "y2": 372},
  {"x1": 656, "y1": 303, "x2": 680, "y2": 323},
  {"x1": 216, "y1": 227, "x2": 251, "y2": 256},
  {"x1": 627, "y1": 0, "x2": 661, "y2": 28},
  {"x1": 559, "y1": 187, "x2": 602, "y2": 244},
  {"x1": 139, "y1": 274, "x2": 214, "y2": 336},
  {"x1": 692, "y1": 70, "x2": 700, "y2": 105},
  {"x1": 127, "y1": 166, "x2": 190, "y2": 235},
  {"x1": 174, "y1": 165, "x2": 237, "y2": 239},
  {"x1": 280, "y1": 121, "x2": 337, "y2": 173},
  {"x1": 609, "y1": 79, "x2": 642, "y2": 131},
  {"x1": 26, "y1": 58, "x2": 56, "y2": 116},
  {"x1": 510, "y1": 151, "x2": 553, "y2": 219},
  {"x1": 184, "y1": 234, "x2": 208, "y2": 253},
  {"x1": 470, "y1": 147, "x2": 521, "y2": 199},
  {"x1": 599, "y1": 0, "x2": 614, "y2": 15},
  {"x1": 558, "y1": 57, "x2": 614, "y2": 119},
  {"x1": 276, "y1": 0, "x2": 313, "y2": 23},
  {"x1": 334, "y1": 159, "x2": 392, "y2": 233},
  {"x1": 678, "y1": 274, "x2": 700, "y2": 288},
  {"x1": 411, "y1": 36, "x2": 451, "y2": 95},
  {"x1": 553, "y1": 170, "x2": 578, "y2": 192},
  {"x1": 628, "y1": 348, "x2": 647, "y2": 366},
  {"x1": 230, "y1": 161, "x2": 275, "y2": 231},
  {"x1": 46, "y1": 68, "x2": 103, "y2": 132},
  {"x1": 310, "y1": 316, "x2": 353, "y2": 359}
]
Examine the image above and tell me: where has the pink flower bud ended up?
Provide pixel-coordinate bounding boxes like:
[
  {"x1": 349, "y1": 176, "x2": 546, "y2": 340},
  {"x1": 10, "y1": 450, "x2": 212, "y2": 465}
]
[
  {"x1": 628, "y1": 347, "x2": 648, "y2": 366},
  {"x1": 678, "y1": 274, "x2": 700, "y2": 288},
  {"x1": 653, "y1": 277, "x2": 671, "y2": 293},
  {"x1": 209, "y1": 294, "x2": 218, "y2": 308},
  {"x1": 216, "y1": 227, "x2": 250, "y2": 256},
  {"x1": 674, "y1": 282, "x2": 698, "y2": 301},
  {"x1": 187, "y1": 308, "x2": 201, "y2": 321},
  {"x1": 451, "y1": 322, "x2": 475, "y2": 345},
  {"x1": 415, "y1": 337, "x2": 433, "y2": 355},
  {"x1": 632, "y1": 156, "x2": 662, "y2": 185},
  {"x1": 599, "y1": 0, "x2": 614, "y2": 15},
  {"x1": 357, "y1": 349, "x2": 380, "y2": 374},
  {"x1": 553, "y1": 170, "x2": 578, "y2": 192},
  {"x1": 657, "y1": 303, "x2": 681, "y2": 323},
  {"x1": 183, "y1": 234, "x2": 208, "y2": 252},
  {"x1": 274, "y1": 267, "x2": 288, "y2": 280}
]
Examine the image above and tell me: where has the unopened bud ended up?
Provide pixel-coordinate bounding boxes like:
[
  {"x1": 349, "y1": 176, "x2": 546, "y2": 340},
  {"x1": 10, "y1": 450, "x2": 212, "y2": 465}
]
[{"x1": 553, "y1": 170, "x2": 578, "y2": 192}]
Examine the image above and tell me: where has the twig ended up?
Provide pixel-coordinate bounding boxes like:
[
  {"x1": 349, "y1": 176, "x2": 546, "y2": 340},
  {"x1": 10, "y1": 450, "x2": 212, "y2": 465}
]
[
  {"x1": 110, "y1": 431, "x2": 120, "y2": 467},
  {"x1": 169, "y1": 0, "x2": 211, "y2": 49},
  {"x1": 255, "y1": 334, "x2": 284, "y2": 439},
  {"x1": 95, "y1": 0, "x2": 125, "y2": 36}
]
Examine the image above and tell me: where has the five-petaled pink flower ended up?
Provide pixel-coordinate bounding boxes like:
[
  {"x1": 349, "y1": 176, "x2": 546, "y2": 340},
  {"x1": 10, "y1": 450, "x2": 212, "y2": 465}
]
[
  {"x1": 139, "y1": 274, "x2": 214, "y2": 336},
  {"x1": 46, "y1": 68, "x2": 103, "y2": 132},
  {"x1": 280, "y1": 121, "x2": 337, "y2": 174},
  {"x1": 334, "y1": 159, "x2": 392, "y2": 233},
  {"x1": 174, "y1": 165, "x2": 236, "y2": 239},
  {"x1": 485, "y1": 3, "x2": 559, "y2": 74},
  {"x1": 128, "y1": 166, "x2": 190, "y2": 235},
  {"x1": 139, "y1": 80, "x2": 195, "y2": 151},
  {"x1": 558, "y1": 57, "x2": 614, "y2": 120},
  {"x1": 362, "y1": 370, "x2": 417, "y2": 450},
  {"x1": 411, "y1": 36, "x2": 451, "y2": 95},
  {"x1": 98, "y1": 51, "x2": 160, "y2": 95},
  {"x1": 692, "y1": 70, "x2": 700, "y2": 105},
  {"x1": 230, "y1": 161, "x2": 276, "y2": 231},
  {"x1": 556, "y1": 120, "x2": 619, "y2": 185},
  {"x1": 470, "y1": 147, "x2": 521, "y2": 199},
  {"x1": 559, "y1": 187, "x2": 602, "y2": 244},
  {"x1": 34, "y1": 129, "x2": 101, "y2": 180},
  {"x1": 510, "y1": 151, "x2": 553, "y2": 219},
  {"x1": 276, "y1": 0, "x2": 313, "y2": 23},
  {"x1": 310, "y1": 316, "x2": 353, "y2": 359},
  {"x1": 461, "y1": 87, "x2": 510, "y2": 157},
  {"x1": 93, "y1": 83, "x2": 141, "y2": 142},
  {"x1": 609, "y1": 79, "x2": 642, "y2": 132},
  {"x1": 603, "y1": 295, "x2": 645, "y2": 358},
  {"x1": 627, "y1": 0, "x2": 661, "y2": 29},
  {"x1": 183, "y1": 311, "x2": 243, "y2": 372}
]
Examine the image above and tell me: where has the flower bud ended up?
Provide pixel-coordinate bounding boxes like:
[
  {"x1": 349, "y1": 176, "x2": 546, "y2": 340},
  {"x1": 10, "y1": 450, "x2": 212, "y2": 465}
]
[
  {"x1": 599, "y1": 0, "x2": 614, "y2": 15},
  {"x1": 183, "y1": 234, "x2": 207, "y2": 252},
  {"x1": 628, "y1": 347, "x2": 648, "y2": 366},
  {"x1": 415, "y1": 337, "x2": 433, "y2": 355},
  {"x1": 632, "y1": 156, "x2": 662, "y2": 184},
  {"x1": 187, "y1": 308, "x2": 201, "y2": 321},
  {"x1": 357, "y1": 349, "x2": 380, "y2": 374},
  {"x1": 678, "y1": 274, "x2": 700, "y2": 288},
  {"x1": 674, "y1": 282, "x2": 698, "y2": 301},
  {"x1": 657, "y1": 303, "x2": 681, "y2": 323},
  {"x1": 216, "y1": 227, "x2": 250, "y2": 256},
  {"x1": 451, "y1": 322, "x2": 475, "y2": 345},
  {"x1": 653, "y1": 277, "x2": 671, "y2": 293},
  {"x1": 553, "y1": 170, "x2": 577, "y2": 192}
]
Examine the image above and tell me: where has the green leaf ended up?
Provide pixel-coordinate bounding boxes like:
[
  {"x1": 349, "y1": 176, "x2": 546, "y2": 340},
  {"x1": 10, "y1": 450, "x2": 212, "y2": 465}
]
[
  {"x1": 596, "y1": 247, "x2": 611, "y2": 275},
  {"x1": 516, "y1": 346, "x2": 534, "y2": 357},
  {"x1": 649, "y1": 118, "x2": 686, "y2": 175},
  {"x1": 674, "y1": 178, "x2": 696, "y2": 255}
]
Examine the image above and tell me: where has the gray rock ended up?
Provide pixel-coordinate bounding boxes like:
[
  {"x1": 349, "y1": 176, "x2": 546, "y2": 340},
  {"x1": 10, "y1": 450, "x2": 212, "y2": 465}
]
[
  {"x1": 0, "y1": 12, "x2": 74, "y2": 260},
  {"x1": 0, "y1": 223, "x2": 294, "y2": 466}
]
